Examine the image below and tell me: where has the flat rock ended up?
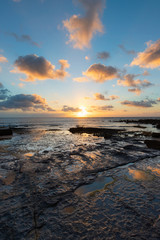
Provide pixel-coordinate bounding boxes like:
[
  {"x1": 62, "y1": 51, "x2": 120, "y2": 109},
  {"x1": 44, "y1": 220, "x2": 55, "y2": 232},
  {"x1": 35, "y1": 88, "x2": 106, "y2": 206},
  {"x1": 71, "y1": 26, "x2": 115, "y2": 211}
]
[{"x1": 69, "y1": 127, "x2": 122, "y2": 138}]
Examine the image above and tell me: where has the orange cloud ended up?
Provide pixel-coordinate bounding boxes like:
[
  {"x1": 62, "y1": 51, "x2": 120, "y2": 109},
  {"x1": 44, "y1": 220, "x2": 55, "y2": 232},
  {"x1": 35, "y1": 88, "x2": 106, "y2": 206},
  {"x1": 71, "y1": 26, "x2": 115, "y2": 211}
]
[
  {"x1": 109, "y1": 95, "x2": 119, "y2": 100},
  {"x1": 117, "y1": 74, "x2": 152, "y2": 95},
  {"x1": 128, "y1": 88, "x2": 142, "y2": 95},
  {"x1": 63, "y1": 0, "x2": 104, "y2": 49},
  {"x1": 94, "y1": 93, "x2": 109, "y2": 100},
  {"x1": 73, "y1": 77, "x2": 89, "y2": 82},
  {"x1": 0, "y1": 54, "x2": 8, "y2": 63},
  {"x1": 131, "y1": 39, "x2": 160, "y2": 68},
  {"x1": 77, "y1": 63, "x2": 118, "y2": 83},
  {"x1": 11, "y1": 54, "x2": 69, "y2": 82},
  {"x1": 85, "y1": 56, "x2": 90, "y2": 60}
]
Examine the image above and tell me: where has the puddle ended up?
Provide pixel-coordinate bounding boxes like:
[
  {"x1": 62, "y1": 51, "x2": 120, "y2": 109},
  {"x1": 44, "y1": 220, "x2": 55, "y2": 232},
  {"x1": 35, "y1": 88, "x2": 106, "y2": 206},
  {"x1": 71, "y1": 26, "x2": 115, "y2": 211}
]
[
  {"x1": 147, "y1": 166, "x2": 160, "y2": 176},
  {"x1": 125, "y1": 168, "x2": 154, "y2": 181},
  {"x1": 75, "y1": 176, "x2": 113, "y2": 196},
  {"x1": 24, "y1": 152, "x2": 34, "y2": 158}
]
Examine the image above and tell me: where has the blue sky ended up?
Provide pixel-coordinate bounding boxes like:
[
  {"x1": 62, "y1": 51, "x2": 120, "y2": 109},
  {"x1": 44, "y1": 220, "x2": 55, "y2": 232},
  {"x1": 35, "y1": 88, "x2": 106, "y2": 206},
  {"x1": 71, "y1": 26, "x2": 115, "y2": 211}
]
[{"x1": 0, "y1": 0, "x2": 160, "y2": 117}]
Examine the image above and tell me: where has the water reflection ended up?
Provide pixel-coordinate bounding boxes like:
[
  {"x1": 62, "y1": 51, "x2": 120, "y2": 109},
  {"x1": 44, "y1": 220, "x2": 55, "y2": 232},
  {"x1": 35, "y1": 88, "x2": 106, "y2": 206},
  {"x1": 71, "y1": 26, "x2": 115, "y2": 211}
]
[
  {"x1": 75, "y1": 176, "x2": 113, "y2": 196},
  {"x1": 24, "y1": 152, "x2": 34, "y2": 158},
  {"x1": 147, "y1": 165, "x2": 160, "y2": 176},
  {"x1": 128, "y1": 168, "x2": 154, "y2": 181}
]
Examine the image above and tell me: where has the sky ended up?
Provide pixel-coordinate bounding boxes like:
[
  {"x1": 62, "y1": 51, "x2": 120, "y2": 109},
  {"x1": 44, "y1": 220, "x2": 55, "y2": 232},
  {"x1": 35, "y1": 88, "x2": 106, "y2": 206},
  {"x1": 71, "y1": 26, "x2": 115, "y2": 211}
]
[{"x1": 0, "y1": 0, "x2": 160, "y2": 117}]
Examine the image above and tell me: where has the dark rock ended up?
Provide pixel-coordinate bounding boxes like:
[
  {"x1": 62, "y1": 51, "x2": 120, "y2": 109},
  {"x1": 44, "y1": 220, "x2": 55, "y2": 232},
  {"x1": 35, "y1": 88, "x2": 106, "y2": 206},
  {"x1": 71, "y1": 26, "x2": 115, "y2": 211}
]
[
  {"x1": 43, "y1": 150, "x2": 49, "y2": 154},
  {"x1": 144, "y1": 140, "x2": 160, "y2": 150},
  {"x1": 156, "y1": 124, "x2": 160, "y2": 129},
  {"x1": 152, "y1": 132, "x2": 160, "y2": 138},
  {"x1": 11, "y1": 127, "x2": 33, "y2": 134},
  {"x1": 0, "y1": 128, "x2": 12, "y2": 136},
  {"x1": 46, "y1": 129, "x2": 60, "y2": 132},
  {"x1": 69, "y1": 127, "x2": 122, "y2": 139},
  {"x1": 132, "y1": 125, "x2": 146, "y2": 129}
]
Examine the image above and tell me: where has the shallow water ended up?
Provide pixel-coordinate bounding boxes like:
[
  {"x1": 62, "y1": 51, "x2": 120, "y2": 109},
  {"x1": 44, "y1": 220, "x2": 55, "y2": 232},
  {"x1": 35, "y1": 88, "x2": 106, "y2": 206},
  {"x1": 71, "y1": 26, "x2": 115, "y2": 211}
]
[{"x1": 75, "y1": 176, "x2": 113, "y2": 196}]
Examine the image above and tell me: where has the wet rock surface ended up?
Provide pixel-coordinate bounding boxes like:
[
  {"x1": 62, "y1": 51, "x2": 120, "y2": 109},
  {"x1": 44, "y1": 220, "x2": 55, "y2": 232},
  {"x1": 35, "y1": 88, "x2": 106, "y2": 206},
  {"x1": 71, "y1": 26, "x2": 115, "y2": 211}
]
[{"x1": 0, "y1": 122, "x2": 160, "y2": 239}]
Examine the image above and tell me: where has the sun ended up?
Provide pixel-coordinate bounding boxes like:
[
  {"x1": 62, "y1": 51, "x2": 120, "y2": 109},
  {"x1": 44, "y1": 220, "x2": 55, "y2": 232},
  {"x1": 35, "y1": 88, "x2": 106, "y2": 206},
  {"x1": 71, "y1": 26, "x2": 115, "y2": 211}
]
[{"x1": 77, "y1": 106, "x2": 88, "y2": 117}]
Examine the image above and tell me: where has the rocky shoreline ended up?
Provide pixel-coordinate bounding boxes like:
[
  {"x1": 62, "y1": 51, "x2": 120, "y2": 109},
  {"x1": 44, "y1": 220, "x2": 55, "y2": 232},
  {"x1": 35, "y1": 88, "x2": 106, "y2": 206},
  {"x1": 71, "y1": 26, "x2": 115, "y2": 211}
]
[{"x1": 0, "y1": 119, "x2": 160, "y2": 239}]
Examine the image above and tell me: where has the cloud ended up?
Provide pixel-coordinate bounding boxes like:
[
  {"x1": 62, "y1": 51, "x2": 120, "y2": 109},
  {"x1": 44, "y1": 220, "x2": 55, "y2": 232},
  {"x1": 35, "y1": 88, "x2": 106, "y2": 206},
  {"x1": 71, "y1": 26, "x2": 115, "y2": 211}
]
[
  {"x1": 118, "y1": 74, "x2": 152, "y2": 87},
  {"x1": 0, "y1": 94, "x2": 54, "y2": 112},
  {"x1": 79, "y1": 63, "x2": 118, "y2": 83},
  {"x1": 73, "y1": 76, "x2": 89, "y2": 82},
  {"x1": 0, "y1": 83, "x2": 10, "y2": 100},
  {"x1": 61, "y1": 105, "x2": 80, "y2": 112},
  {"x1": 128, "y1": 88, "x2": 142, "y2": 95},
  {"x1": 18, "y1": 83, "x2": 25, "y2": 88},
  {"x1": 142, "y1": 70, "x2": 150, "y2": 76},
  {"x1": 109, "y1": 95, "x2": 119, "y2": 100},
  {"x1": 63, "y1": 0, "x2": 104, "y2": 49},
  {"x1": 119, "y1": 44, "x2": 136, "y2": 55},
  {"x1": 97, "y1": 51, "x2": 110, "y2": 60},
  {"x1": 7, "y1": 32, "x2": 40, "y2": 47},
  {"x1": 131, "y1": 39, "x2": 160, "y2": 68},
  {"x1": 121, "y1": 99, "x2": 157, "y2": 108},
  {"x1": 0, "y1": 54, "x2": 8, "y2": 63},
  {"x1": 85, "y1": 56, "x2": 90, "y2": 60},
  {"x1": 117, "y1": 74, "x2": 152, "y2": 95},
  {"x1": 11, "y1": 54, "x2": 70, "y2": 82},
  {"x1": 90, "y1": 105, "x2": 114, "y2": 111},
  {"x1": 94, "y1": 93, "x2": 109, "y2": 100}
]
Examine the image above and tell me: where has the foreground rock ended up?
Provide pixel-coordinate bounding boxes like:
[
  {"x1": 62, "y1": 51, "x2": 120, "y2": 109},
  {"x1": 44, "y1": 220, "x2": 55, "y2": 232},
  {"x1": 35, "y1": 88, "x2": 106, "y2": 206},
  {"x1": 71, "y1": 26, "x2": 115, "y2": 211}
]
[
  {"x1": 144, "y1": 140, "x2": 160, "y2": 150},
  {"x1": 69, "y1": 127, "x2": 123, "y2": 139},
  {"x1": 0, "y1": 128, "x2": 12, "y2": 136}
]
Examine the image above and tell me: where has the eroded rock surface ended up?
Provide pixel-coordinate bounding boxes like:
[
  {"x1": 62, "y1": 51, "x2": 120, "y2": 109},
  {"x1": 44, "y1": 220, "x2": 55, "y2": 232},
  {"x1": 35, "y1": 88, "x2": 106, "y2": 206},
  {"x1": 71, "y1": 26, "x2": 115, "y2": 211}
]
[{"x1": 0, "y1": 124, "x2": 160, "y2": 239}]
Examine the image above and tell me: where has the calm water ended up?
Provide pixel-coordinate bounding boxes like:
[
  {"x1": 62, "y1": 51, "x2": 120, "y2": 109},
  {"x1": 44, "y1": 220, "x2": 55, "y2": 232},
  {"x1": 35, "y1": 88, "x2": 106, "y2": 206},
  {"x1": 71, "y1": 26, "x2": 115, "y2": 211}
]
[{"x1": 0, "y1": 117, "x2": 159, "y2": 158}]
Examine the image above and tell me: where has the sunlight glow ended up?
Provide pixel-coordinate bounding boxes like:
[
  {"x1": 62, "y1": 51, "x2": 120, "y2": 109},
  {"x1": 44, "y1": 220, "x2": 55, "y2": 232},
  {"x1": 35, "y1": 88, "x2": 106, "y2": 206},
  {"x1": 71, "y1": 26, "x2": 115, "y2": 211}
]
[{"x1": 77, "y1": 106, "x2": 88, "y2": 117}]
